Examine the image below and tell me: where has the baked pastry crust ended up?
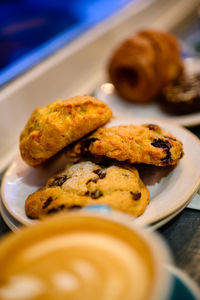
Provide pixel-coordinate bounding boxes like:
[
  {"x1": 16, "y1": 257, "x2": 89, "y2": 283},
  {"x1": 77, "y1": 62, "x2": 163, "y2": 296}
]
[
  {"x1": 161, "y1": 73, "x2": 200, "y2": 115},
  {"x1": 67, "y1": 124, "x2": 183, "y2": 166},
  {"x1": 20, "y1": 95, "x2": 112, "y2": 167},
  {"x1": 25, "y1": 161, "x2": 149, "y2": 219},
  {"x1": 108, "y1": 36, "x2": 159, "y2": 102},
  {"x1": 139, "y1": 30, "x2": 183, "y2": 86},
  {"x1": 108, "y1": 29, "x2": 183, "y2": 103}
]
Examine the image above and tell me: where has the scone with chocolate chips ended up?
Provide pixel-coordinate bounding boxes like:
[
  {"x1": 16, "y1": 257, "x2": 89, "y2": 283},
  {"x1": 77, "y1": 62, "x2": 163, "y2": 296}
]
[
  {"x1": 67, "y1": 124, "x2": 183, "y2": 166},
  {"x1": 25, "y1": 161, "x2": 149, "y2": 219},
  {"x1": 20, "y1": 95, "x2": 112, "y2": 167}
]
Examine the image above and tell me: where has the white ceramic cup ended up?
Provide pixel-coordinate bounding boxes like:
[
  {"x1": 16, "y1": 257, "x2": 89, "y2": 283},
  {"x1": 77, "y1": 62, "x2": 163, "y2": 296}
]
[{"x1": 0, "y1": 209, "x2": 173, "y2": 300}]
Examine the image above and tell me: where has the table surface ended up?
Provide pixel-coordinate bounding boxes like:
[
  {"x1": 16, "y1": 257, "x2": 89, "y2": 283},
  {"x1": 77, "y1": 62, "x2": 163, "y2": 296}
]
[{"x1": 0, "y1": 125, "x2": 200, "y2": 286}]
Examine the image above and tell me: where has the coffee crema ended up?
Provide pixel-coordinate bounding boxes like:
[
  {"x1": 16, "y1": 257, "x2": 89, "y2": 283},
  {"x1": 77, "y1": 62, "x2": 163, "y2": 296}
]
[{"x1": 0, "y1": 213, "x2": 156, "y2": 300}]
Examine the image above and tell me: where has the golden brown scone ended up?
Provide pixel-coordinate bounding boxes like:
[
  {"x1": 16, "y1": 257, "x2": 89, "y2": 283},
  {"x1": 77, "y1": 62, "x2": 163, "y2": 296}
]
[
  {"x1": 20, "y1": 95, "x2": 112, "y2": 167},
  {"x1": 108, "y1": 29, "x2": 183, "y2": 103},
  {"x1": 67, "y1": 124, "x2": 183, "y2": 166},
  {"x1": 25, "y1": 161, "x2": 149, "y2": 219}
]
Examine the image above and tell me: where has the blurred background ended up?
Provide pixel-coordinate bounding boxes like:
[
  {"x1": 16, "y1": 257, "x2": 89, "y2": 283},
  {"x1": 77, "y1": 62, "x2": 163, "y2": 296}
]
[
  {"x1": 0, "y1": 0, "x2": 135, "y2": 86},
  {"x1": 0, "y1": 0, "x2": 200, "y2": 86}
]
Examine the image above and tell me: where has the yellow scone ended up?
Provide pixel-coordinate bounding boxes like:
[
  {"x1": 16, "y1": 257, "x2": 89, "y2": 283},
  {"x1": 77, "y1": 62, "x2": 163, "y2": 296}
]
[
  {"x1": 20, "y1": 95, "x2": 112, "y2": 167},
  {"x1": 68, "y1": 124, "x2": 184, "y2": 166},
  {"x1": 25, "y1": 161, "x2": 150, "y2": 219}
]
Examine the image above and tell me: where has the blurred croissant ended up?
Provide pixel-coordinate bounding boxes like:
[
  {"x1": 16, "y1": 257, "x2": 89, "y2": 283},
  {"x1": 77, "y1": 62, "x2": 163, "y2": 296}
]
[{"x1": 108, "y1": 29, "x2": 183, "y2": 103}]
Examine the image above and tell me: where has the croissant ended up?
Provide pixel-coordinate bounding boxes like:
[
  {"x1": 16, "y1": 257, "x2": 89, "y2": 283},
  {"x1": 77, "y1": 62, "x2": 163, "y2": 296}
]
[{"x1": 108, "y1": 29, "x2": 183, "y2": 103}]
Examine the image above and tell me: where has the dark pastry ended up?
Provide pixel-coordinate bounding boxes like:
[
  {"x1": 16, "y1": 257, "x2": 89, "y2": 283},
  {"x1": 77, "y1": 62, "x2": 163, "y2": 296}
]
[{"x1": 161, "y1": 73, "x2": 200, "y2": 115}]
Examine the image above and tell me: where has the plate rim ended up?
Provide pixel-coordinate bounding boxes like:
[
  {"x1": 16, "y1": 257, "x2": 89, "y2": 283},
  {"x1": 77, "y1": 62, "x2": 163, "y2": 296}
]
[
  {"x1": 0, "y1": 191, "x2": 198, "y2": 232},
  {"x1": 1, "y1": 119, "x2": 200, "y2": 226},
  {"x1": 98, "y1": 86, "x2": 200, "y2": 127},
  {"x1": 150, "y1": 196, "x2": 194, "y2": 230},
  {"x1": 0, "y1": 198, "x2": 20, "y2": 232}
]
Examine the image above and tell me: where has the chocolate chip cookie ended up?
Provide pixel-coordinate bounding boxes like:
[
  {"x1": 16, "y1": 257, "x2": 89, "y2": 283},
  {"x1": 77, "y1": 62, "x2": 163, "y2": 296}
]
[
  {"x1": 25, "y1": 161, "x2": 149, "y2": 219},
  {"x1": 67, "y1": 124, "x2": 183, "y2": 166}
]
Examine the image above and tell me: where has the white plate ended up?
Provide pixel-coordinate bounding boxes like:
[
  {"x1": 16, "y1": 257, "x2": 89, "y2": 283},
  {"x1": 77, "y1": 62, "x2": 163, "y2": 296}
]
[
  {"x1": 187, "y1": 191, "x2": 200, "y2": 210},
  {"x1": 1, "y1": 117, "x2": 200, "y2": 226},
  {"x1": 1, "y1": 181, "x2": 196, "y2": 232},
  {"x1": 151, "y1": 196, "x2": 193, "y2": 230},
  {"x1": 0, "y1": 198, "x2": 21, "y2": 232},
  {"x1": 95, "y1": 58, "x2": 200, "y2": 127}
]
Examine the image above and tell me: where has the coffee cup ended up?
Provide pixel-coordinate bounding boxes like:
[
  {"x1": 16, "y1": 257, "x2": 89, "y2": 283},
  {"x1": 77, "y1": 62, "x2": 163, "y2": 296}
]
[{"x1": 0, "y1": 210, "x2": 172, "y2": 300}]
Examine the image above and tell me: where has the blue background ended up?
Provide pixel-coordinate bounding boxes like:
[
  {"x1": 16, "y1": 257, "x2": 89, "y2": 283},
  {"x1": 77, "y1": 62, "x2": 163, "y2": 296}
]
[{"x1": 0, "y1": 0, "x2": 133, "y2": 86}]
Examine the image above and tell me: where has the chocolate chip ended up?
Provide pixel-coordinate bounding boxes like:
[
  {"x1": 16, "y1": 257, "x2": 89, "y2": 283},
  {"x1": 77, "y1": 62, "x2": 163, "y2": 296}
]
[
  {"x1": 151, "y1": 138, "x2": 172, "y2": 165},
  {"x1": 122, "y1": 173, "x2": 129, "y2": 177},
  {"x1": 151, "y1": 138, "x2": 172, "y2": 150},
  {"x1": 91, "y1": 177, "x2": 98, "y2": 183},
  {"x1": 86, "y1": 177, "x2": 98, "y2": 185},
  {"x1": 91, "y1": 190, "x2": 103, "y2": 199},
  {"x1": 85, "y1": 189, "x2": 103, "y2": 199},
  {"x1": 86, "y1": 169, "x2": 107, "y2": 185},
  {"x1": 49, "y1": 175, "x2": 68, "y2": 187},
  {"x1": 86, "y1": 178, "x2": 93, "y2": 185},
  {"x1": 93, "y1": 169, "x2": 101, "y2": 175},
  {"x1": 130, "y1": 192, "x2": 141, "y2": 200},
  {"x1": 42, "y1": 196, "x2": 53, "y2": 209},
  {"x1": 93, "y1": 169, "x2": 106, "y2": 179},
  {"x1": 68, "y1": 205, "x2": 82, "y2": 210},
  {"x1": 81, "y1": 137, "x2": 99, "y2": 153},
  {"x1": 146, "y1": 124, "x2": 160, "y2": 131},
  {"x1": 47, "y1": 205, "x2": 65, "y2": 214}
]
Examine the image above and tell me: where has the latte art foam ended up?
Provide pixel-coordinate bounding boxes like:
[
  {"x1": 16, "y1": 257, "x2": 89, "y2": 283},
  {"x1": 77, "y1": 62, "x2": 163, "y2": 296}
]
[{"x1": 0, "y1": 214, "x2": 156, "y2": 300}]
